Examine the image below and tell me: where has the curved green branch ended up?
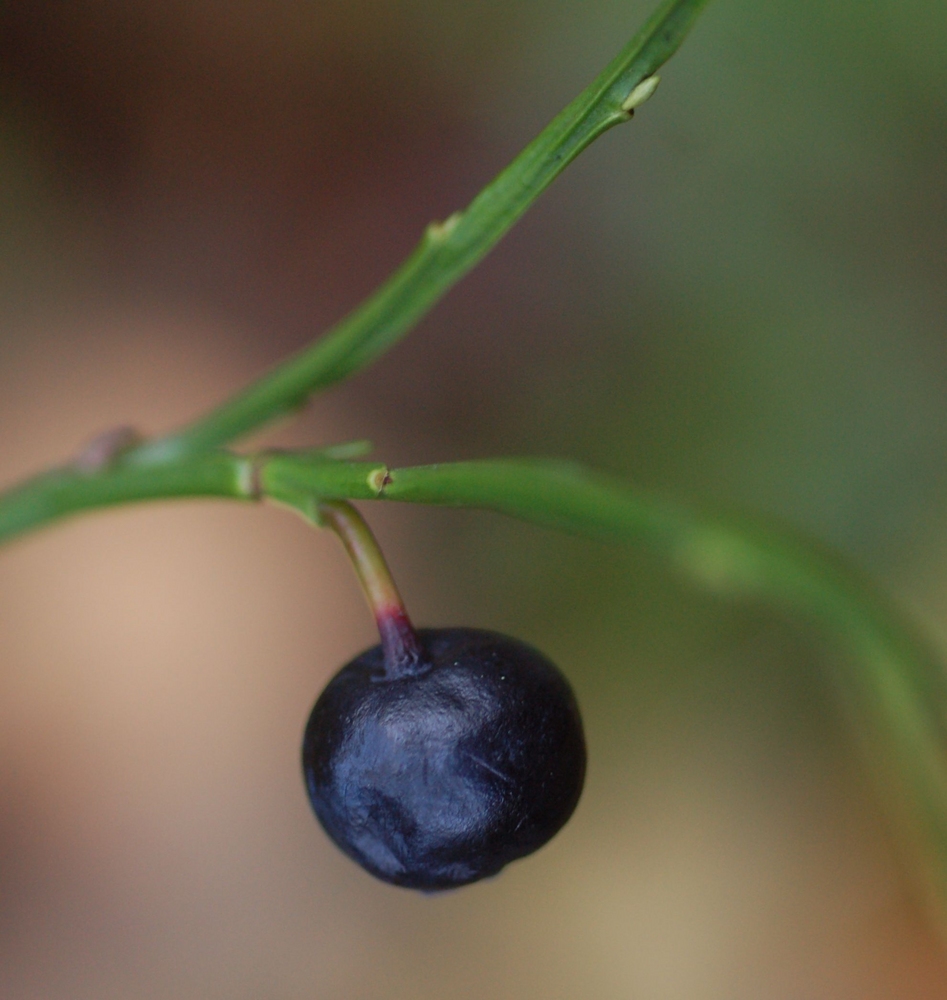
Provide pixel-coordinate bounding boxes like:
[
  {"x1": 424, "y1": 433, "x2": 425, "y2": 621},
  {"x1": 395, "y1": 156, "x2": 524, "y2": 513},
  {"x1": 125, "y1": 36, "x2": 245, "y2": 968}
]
[
  {"x1": 381, "y1": 460, "x2": 947, "y2": 920},
  {"x1": 126, "y1": 0, "x2": 711, "y2": 465},
  {"x1": 272, "y1": 453, "x2": 947, "y2": 919},
  {"x1": 0, "y1": 452, "x2": 387, "y2": 545},
  {"x1": 1, "y1": 0, "x2": 944, "y2": 934},
  {"x1": 1, "y1": 445, "x2": 947, "y2": 918}
]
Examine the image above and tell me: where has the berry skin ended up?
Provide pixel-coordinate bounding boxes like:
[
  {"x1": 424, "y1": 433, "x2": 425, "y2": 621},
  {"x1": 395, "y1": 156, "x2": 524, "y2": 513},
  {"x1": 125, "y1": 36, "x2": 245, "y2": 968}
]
[{"x1": 302, "y1": 627, "x2": 586, "y2": 890}]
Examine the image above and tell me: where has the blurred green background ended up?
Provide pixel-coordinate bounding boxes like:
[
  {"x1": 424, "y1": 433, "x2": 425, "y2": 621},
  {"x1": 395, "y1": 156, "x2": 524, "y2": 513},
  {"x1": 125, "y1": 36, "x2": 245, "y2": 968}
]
[{"x1": 1, "y1": 0, "x2": 947, "y2": 996}]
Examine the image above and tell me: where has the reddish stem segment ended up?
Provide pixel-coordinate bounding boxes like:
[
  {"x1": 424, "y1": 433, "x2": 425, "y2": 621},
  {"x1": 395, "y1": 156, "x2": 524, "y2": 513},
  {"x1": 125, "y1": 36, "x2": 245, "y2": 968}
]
[{"x1": 317, "y1": 500, "x2": 424, "y2": 679}]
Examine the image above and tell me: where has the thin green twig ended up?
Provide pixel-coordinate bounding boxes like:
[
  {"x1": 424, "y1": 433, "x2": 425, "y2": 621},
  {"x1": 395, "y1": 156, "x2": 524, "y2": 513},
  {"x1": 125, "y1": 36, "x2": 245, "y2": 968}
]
[
  {"x1": 125, "y1": 0, "x2": 711, "y2": 465},
  {"x1": 0, "y1": 453, "x2": 386, "y2": 545},
  {"x1": 1, "y1": 0, "x2": 945, "y2": 933},
  {"x1": 324, "y1": 456, "x2": 947, "y2": 923},
  {"x1": 1, "y1": 441, "x2": 947, "y2": 919},
  {"x1": 275, "y1": 454, "x2": 947, "y2": 923}
]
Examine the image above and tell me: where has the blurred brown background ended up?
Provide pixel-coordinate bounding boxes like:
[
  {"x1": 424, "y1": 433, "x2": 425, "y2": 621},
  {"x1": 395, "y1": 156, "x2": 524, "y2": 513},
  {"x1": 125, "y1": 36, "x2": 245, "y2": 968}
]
[{"x1": 1, "y1": 0, "x2": 947, "y2": 996}]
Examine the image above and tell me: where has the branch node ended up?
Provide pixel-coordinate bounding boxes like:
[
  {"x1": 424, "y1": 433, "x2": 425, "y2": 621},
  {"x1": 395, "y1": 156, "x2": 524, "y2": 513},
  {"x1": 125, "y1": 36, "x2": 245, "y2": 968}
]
[
  {"x1": 426, "y1": 211, "x2": 463, "y2": 243},
  {"x1": 367, "y1": 466, "x2": 392, "y2": 496},
  {"x1": 239, "y1": 453, "x2": 267, "y2": 500},
  {"x1": 73, "y1": 426, "x2": 143, "y2": 473},
  {"x1": 621, "y1": 74, "x2": 661, "y2": 113}
]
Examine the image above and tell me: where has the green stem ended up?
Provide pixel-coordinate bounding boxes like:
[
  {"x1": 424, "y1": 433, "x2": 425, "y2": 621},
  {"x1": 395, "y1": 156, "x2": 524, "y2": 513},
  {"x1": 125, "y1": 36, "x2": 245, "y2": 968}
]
[
  {"x1": 375, "y1": 459, "x2": 947, "y2": 919},
  {"x1": 125, "y1": 0, "x2": 711, "y2": 465},
  {"x1": 316, "y1": 500, "x2": 423, "y2": 678},
  {"x1": 0, "y1": 453, "x2": 387, "y2": 546},
  {"x1": 0, "y1": 0, "x2": 939, "y2": 932},
  {"x1": 1, "y1": 446, "x2": 946, "y2": 917},
  {"x1": 0, "y1": 454, "x2": 252, "y2": 544}
]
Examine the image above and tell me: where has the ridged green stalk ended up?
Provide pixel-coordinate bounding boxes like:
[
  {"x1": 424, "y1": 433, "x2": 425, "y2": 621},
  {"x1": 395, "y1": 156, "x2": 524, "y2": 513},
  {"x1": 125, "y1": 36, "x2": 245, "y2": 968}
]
[{"x1": 125, "y1": 0, "x2": 711, "y2": 465}]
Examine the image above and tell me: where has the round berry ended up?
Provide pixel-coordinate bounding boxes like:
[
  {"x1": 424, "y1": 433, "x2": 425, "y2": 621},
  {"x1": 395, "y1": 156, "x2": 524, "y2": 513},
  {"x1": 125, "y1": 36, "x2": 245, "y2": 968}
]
[{"x1": 302, "y1": 627, "x2": 586, "y2": 890}]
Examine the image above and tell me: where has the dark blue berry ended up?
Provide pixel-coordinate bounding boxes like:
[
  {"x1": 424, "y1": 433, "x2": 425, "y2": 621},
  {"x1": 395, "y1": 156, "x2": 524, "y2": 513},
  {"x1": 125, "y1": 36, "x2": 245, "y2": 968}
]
[{"x1": 302, "y1": 627, "x2": 586, "y2": 890}]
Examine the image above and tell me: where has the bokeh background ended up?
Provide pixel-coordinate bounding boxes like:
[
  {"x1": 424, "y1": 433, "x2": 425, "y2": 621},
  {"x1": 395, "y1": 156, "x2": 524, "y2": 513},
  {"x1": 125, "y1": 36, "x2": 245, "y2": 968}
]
[{"x1": 1, "y1": 0, "x2": 946, "y2": 996}]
